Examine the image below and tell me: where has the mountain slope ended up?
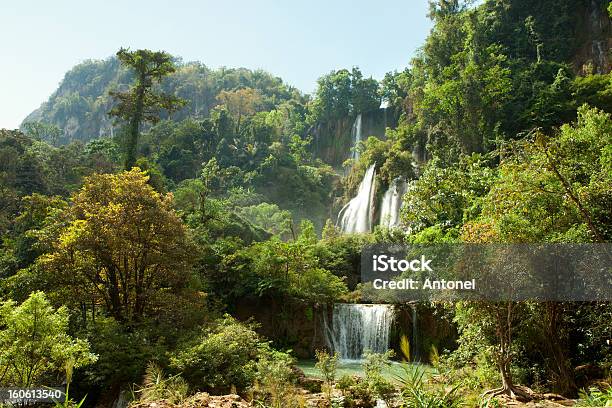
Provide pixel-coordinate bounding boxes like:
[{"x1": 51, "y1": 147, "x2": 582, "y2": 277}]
[{"x1": 22, "y1": 57, "x2": 302, "y2": 144}]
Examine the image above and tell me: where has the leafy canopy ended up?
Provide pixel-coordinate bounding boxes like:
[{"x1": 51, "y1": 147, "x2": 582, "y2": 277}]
[{"x1": 0, "y1": 291, "x2": 96, "y2": 387}]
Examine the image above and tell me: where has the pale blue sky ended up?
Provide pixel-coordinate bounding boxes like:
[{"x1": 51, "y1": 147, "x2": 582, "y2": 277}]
[{"x1": 0, "y1": 0, "x2": 432, "y2": 129}]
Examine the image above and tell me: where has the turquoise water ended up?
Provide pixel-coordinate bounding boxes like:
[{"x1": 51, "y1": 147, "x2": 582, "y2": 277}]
[{"x1": 296, "y1": 360, "x2": 433, "y2": 383}]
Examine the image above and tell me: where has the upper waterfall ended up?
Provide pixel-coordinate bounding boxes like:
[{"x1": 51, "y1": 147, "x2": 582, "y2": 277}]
[
  {"x1": 337, "y1": 164, "x2": 377, "y2": 233},
  {"x1": 379, "y1": 178, "x2": 408, "y2": 228},
  {"x1": 351, "y1": 113, "x2": 363, "y2": 161}
]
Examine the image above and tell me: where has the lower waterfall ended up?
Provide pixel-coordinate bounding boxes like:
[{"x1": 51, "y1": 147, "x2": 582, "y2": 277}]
[
  {"x1": 379, "y1": 178, "x2": 408, "y2": 228},
  {"x1": 325, "y1": 303, "x2": 395, "y2": 360}
]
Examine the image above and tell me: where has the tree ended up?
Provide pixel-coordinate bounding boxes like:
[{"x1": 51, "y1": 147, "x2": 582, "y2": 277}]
[
  {"x1": 478, "y1": 105, "x2": 611, "y2": 243},
  {"x1": 307, "y1": 68, "x2": 380, "y2": 124},
  {"x1": 401, "y1": 153, "x2": 496, "y2": 234},
  {"x1": 216, "y1": 87, "x2": 262, "y2": 133},
  {"x1": 22, "y1": 122, "x2": 62, "y2": 146},
  {"x1": 453, "y1": 298, "x2": 533, "y2": 400},
  {"x1": 109, "y1": 48, "x2": 186, "y2": 169},
  {"x1": 39, "y1": 169, "x2": 195, "y2": 322},
  {"x1": 459, "y1": 106, "x2": 612, "y2": 397},
  {"x1": 238, "y1": 203, "x2": 292, "y2": 237},
  {"x1": 0, "y1": 291, "x2": 96, "y2": 387},
  {"x1": 0, "y1": 129, "x2": 47, "y2": 196},
  {"x1": 242, "y1": 220, "x2": 347, "y2": 303}
]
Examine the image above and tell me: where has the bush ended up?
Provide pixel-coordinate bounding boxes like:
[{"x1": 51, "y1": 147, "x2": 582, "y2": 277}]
[
  {"x1": 336, "y1": 375, "x2": 375, "y2": 408},
  {"x1": 315, "y1": 349, "x2": 339, "y2": 386},
  {"x1": 315, "y1": 349, "x2": 340, "y2": 403},
  {"x1": 435, "y1": 349, "x2": 499, "y2": 392},
  {"x1": 169, "y1": 315, "x2": 273, "y2": 393},
  {"x1": 363, "y1": 350, "x2": 396, "y2": 407},
  {"x1": 81, "y1": 317, "x2": 167, "y2": 389}
]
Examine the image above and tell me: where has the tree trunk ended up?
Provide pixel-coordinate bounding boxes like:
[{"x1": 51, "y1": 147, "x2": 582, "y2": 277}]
[
  {"x1": 500, "y1": 361, "x2": 514, "y2": 391},
  {"x1": 483, "y1": 302, "x2": 534, "y2": 402},
  {"x1": 543, "y1": 302, "x2": 576, "y2": 396},
  {"x1": 125, "y1": 74, "x2": 146, "y2": 170}
]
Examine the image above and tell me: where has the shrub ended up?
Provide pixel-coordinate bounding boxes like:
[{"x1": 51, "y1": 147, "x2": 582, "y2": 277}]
[
  {"x1": 252, "y1": 350, "x2": 302, "y2": 408},
  {"x1": 81, "y1": 317, "x2": 167, "y2": 389},
  {"x1": 315, "y1": 349, "x2": 340, "y2": 402},
  {"x1": 315, "y1": 349, "x2": 339, "y2": 386},
  {"x1": 169, "y1": 316, "x2": 270, "y2": 393},
  {"x1": 363, "y1": 350, "x2": 396, "y2": 407},
  {"x1": 336, "y1": 375, "x2": 375, "y2": 408},
  {"x1": 131, "y1": 362, "x2": 189, "y2": 405}
]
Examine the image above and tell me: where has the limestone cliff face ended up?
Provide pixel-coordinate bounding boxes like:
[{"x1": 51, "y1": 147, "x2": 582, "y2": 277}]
[
  {"x1": 233, "y1": 296, "x2": 328, "y2": 358},
  {"x1": 574, "y1": 0, "x2": 612, "y2": 74},
  {"x1": 310, "y1": 108, "x2": 397, "y2": 169},
  {"x1": 21, "y1": 59, "x2": 297, "y2": 145}
]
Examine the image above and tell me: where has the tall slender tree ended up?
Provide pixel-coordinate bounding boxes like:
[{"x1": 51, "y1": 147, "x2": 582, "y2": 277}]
[{"x1": 109, "y1": 48, "x2": 185, "y2": 169}]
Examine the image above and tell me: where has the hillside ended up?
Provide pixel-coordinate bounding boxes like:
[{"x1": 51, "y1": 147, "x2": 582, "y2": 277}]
[{"x1": 23, "y1": 58, "x2": 302, "y2": 144}]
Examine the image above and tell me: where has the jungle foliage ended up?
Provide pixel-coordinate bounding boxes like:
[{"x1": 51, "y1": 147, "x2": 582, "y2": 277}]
[{"x1": 1, "y1": 0, "x2": 611, "y2": 406}]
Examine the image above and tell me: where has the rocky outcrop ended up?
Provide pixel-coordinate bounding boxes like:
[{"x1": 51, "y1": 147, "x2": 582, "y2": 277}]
[
  {"x1": 233, "y1": 297, "x2": 328, "y2": 359},
  {"x1": 574, "y1": 0, "x2": 612, "y2": 74},
  {"x1": 310, "y1": 108, "x2": 396, "y2": 169}
]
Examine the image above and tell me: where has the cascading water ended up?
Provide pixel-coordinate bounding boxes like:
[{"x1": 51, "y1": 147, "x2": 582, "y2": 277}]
[
  {"x1": 593, "y1": 40, "x2": 607, "y2": 74},
  {"x1": 379, "y1": 178, "x2": 408, "y2": 228},
  {"x1": 380, "y1": 100, "x2": 389, "y2": 132},
  {"x1": 411, "y1": 304, "x2": 419, "y2": 362},
  {"x1": 351, "y1": 113, "x2": 363, "y2": 161},
  {"x1": 325, "y1": 303, "x2": 395, "y2": 360},
  {"x1": 337, "y1": 164, "x2": 377, "y2": 233},
  {"x1": 587, "y1": 0, "x2": 609, "y2": 74}
]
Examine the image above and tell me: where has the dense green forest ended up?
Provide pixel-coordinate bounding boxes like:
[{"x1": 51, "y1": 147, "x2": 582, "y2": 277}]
[{"x1": 1, "y1": 0, "x2": 612, "y2": 407}]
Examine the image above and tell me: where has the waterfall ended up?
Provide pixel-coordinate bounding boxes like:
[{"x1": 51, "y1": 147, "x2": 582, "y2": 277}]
[
  {"x1": 593, "y1": 40, "x2": 607, "y2": 74},
  {"x1": 351, "y1": 113, "x2": 363, "y2": 161},
  {"x1": 380, "y1": 100, "x2": 389, "y2": 133},
  {"x1": 379, "y1": 178, "x2": 408, "y2": 228},
  {"x1": 411, "y1": 304, "x2": 419, "y2": 362},
  {"x1": 588, "y1": 0, "x2": 609, "y2": 74},
  {"x1": 326, "y1": 303, "x2": 395, "y2": 360},
  {"x1": 338, "y1": 164, "x2": 377, "y2": 233}
]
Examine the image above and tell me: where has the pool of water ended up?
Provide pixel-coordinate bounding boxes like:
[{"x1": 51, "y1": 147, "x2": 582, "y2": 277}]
[{"x1": 296, "y1": 360, "x2": 433, "y2": 383}]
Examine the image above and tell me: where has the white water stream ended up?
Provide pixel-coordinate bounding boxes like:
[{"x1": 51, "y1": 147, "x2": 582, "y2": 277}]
[
  {"x1": 351, "y1": 113, "x2": 363, "y2": 161},
  {"x1": 338, "y1": 164, "x2": 377, "y2": 233},
  {"x1": 379, "y1": 178, "x2": 407, "y2": 228},
  {"x1": 325, "y1": 303, "x2": 395, "y2": 361}
]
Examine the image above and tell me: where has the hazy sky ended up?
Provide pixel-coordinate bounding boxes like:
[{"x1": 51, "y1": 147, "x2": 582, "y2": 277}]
[{"x1": 0, "y1": 0, "x2": 432, "y2": 129}]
